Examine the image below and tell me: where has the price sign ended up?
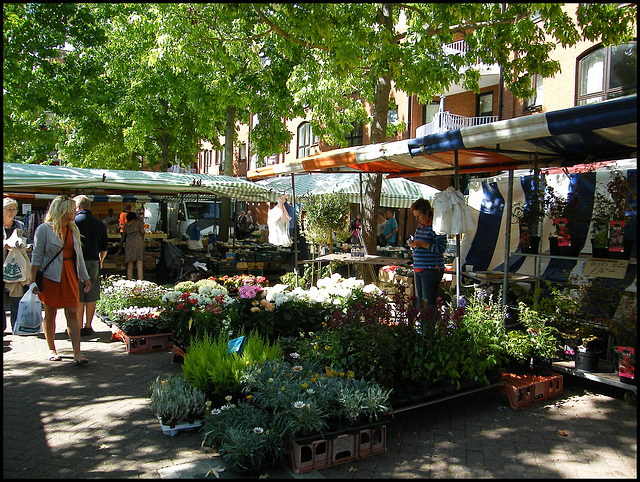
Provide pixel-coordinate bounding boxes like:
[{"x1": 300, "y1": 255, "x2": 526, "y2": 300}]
[{"x1": 583, "y1": 258, "x2": 628, "y2": 279}]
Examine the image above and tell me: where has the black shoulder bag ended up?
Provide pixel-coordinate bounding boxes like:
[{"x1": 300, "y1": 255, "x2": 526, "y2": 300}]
[{"x1": 35, "y1": 228, "x2": 68, "y2": 291}]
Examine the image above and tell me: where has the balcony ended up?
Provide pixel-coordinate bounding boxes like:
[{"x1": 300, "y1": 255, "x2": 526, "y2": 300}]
[
  {"x1": 415, "y1": 111, "x2": 499, "y2": 138},
  {"x1": 441, "y1": 40, "x2": 500, "y2": 96}
]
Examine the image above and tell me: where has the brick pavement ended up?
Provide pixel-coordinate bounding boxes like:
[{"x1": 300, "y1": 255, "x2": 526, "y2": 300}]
[{"x1": 3, "y1": 311, "x2": 637, "y2": 479}]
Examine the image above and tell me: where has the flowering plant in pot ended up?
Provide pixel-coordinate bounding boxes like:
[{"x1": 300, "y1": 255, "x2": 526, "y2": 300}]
[
  {"x1": 604, "y1": 168, "x2": 636, "y2": 259},
  {"x1": 201, "y1": 401, "x2": 287, "y2": 474},
  {"x1": 544, "y1": 186, "x2": 588, "y2": 256}
]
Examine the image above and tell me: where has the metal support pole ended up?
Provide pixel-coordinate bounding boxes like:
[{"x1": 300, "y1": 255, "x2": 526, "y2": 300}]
[
  {"x1": 291, "y1": 174, "x2": 298, "y2": 287},
  {"x1": 503, "y1": 169, "x2": 514, "y2": 309},
  {"x1": 455, "y1": 150, "x2": 461, "y2": 303}
]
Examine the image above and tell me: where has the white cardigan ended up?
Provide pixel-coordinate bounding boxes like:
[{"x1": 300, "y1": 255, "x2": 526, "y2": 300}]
[{"x1": 31, "y1": 223, "x2": 89, "y2": 283}]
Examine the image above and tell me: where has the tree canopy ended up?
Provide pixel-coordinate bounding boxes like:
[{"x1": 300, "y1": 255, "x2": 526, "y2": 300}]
[{"x1": 3, "y1": 3, "x2": 636, "y2": 259}]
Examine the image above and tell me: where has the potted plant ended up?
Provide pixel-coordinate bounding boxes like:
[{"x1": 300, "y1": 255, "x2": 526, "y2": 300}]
[
  {"x1": 299, "y1": 192, "x2": 351, "y2": 254},
  {"x1": 513, "y1": 175, "x2": 546, "y2": 253},
  {"x1": 148, "y1": 374, "x2": 207, "y2": 434},
  {"x1": 603, "y1": 291, "x2": 637, "y2": 383},
  {"x1": 201, "y1": 401, "x2": 287, "y2": 475},
  {"x1": 544, "y1": 186, "x2": 587, "y2": 256},
  {"x1": 590, "y1": 190, "x2": 615, "y2": 258},
  {"x1": 605, "y1": 168, "x2": 636, "y2": 259}
]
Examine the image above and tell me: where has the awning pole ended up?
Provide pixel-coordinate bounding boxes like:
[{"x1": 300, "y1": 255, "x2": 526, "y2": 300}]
[
  {"x1": 503, "y1": 169, "x2": 514, "y2": 310},
  {"x1": 455, "y1": 150, "x2": 461, "y2": 304},
  {"x1": 291, "y1": 173, "x2": 298, "y2": 287}
]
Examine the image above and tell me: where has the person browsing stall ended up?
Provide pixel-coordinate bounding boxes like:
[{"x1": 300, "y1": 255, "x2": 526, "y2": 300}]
[
  {"x1": 407, "y1": 198, "x2": 447, "y2": 307},
  {"x1": 118, "y1": 204, "x2": 131, "y2": 233},
  {"x1": 4, "y1": 197, "x2": 29, "y2": 332},
  {"x1": 30, "y1": 195, "x2": 91, "y2": 364},
  {"x1": 383, "y1": 209, "x2": 398, "y2": 246},
  {"x1": 74, "y1": 195, "x2": 108, "y2": 336},
  {"x1": 118, "y1": 211, "x2": 145, "y2": 280}
]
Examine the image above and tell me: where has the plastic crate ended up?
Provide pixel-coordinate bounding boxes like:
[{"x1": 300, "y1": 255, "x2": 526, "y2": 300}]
[
  {"x1": 330, "y1": 433, "x2": 357, "y2": 465},
  {"x1": 284, "y1": 435, "x2": 332, "y2": 474},
  {"x1": 111, "y1": 326, "x2": 173, "y2": 354},
  {"x1": 236, "y1": 251, "x2": 255, "y2": 262},
  {"x1": 255, "y1": 252, "x2": 273, "y2": 261},
  {"x1": 498, "y1": 373, "x2": 563, "y2": 410},
  {"x1": 355, "y1": 425, "x2": 387, "y2": 458},
  {"x1": 271, "y1": 251, "x2": 292, "y2": 261}
]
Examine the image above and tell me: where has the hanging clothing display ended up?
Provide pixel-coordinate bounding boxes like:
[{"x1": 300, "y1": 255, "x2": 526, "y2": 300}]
[{"x1": 432, "y1": 186, "x2": 475, "y2": 235}]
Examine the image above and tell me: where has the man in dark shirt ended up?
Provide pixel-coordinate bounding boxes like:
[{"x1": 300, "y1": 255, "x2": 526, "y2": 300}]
[{"x1": 74, "y1": 195, "x2": 109, "y2": 336}]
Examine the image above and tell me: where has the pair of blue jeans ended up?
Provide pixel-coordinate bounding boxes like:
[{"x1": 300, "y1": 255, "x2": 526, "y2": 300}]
[{"x1": 414, "y1": 268, "x2": 444, "y2": 306}]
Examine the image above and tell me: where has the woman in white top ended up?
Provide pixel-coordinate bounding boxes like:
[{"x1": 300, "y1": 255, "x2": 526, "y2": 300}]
[{"x1": 267, "y1": 195, "x2": 292, "y2": 247}]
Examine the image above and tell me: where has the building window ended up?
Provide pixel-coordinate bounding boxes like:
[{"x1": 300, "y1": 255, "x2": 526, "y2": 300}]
[
  {"x1": 297, "y1": 122, "x2": 318, "y2": 158},
  {"x1": 219, "y1": 149, "x2": 225, "y2": 171},
  {"x1": 239, "y1": 143, "x2": 246, "y2": 163},
  {"x1": 345, "y1": 122, "x2": 363, "y2": 147},
  {"x1": 577, "y1": 41, "x2": 637, "y2": 105},
  {"x1": 478, "y1": 92, "x2": 493, "y2": 117},
  {"x1": 422, "y1": 102, "x2": 440, "y2": 125},
  {"x1": 387, "y1": 106, "x2": 399, "y2": 125},
  {"x1": 524, "y1": 74, "x2": 544, "y2": 112}
]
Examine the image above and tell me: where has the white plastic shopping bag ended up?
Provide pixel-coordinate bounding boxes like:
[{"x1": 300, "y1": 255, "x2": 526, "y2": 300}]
[
  {"x1": 3, "y1": 248, "x2": 27, "y2": 283},
  {"x1": 13, "y1": 283, "x2": 44, "y2": 335}
]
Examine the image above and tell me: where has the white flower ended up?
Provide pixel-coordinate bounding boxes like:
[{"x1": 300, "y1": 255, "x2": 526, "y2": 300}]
[
  {"x1": 225, "y1": 395, "x2": 232, "y2": 402},
  {"x1": 290, "y1": 352, "x2": 300, "y2": 359},
  {"x1": 363, "y1": 283, "x2": 382, "y2": 294},
  {"x1": 293, "y1": 401, "x2": 305, "y2": 409},
  {"x1": 268, "y1": 378, "x2": 274, "y2": 384},
  {"x1": 253, "y1": 427, "x2": 264, "y2": 435},
  {"x1": 211, "y1": 409, "x2": 221, "y2": 415},
  {"x1": 293, "y1": 365, "x2": 303, "y2": 372},
  {"x1": 306, "y1": 389, "x2": 314, "y2": 395}
]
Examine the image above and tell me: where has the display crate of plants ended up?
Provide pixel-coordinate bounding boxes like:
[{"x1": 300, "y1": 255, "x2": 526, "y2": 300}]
[{"x1": 111, "y1": 325, "x2": 173, "y2": 354}]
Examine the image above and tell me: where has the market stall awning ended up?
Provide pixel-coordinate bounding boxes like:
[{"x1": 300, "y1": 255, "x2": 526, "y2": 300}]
[
  {"x1": 255, "y1": 172, "x2": 440, "y2": 208},
  {"x1": 247, "y1": 94, "x2": 637, "y2": 180},
  {"x1": 2, "y1": 163, "x2": 273, "y2": 202}
]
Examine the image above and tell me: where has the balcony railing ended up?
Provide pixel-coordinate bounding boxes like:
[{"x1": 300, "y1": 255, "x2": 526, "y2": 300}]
[{"x1": 415, "y1": 111, "x2": 499, "y2": 138}]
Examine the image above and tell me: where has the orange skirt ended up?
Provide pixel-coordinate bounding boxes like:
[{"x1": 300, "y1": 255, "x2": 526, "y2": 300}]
[{"x1": 39, "y1": 228, "x2": 79, "y2": 308}]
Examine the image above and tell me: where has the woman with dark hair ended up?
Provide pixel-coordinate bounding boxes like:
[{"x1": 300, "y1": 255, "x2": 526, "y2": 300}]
[
  {"x1": 119, "y1": 211, "x2": 145, "y2": 280},
  {"x1": 407, "y1": 198, "x2": 447, "y2": 308}
]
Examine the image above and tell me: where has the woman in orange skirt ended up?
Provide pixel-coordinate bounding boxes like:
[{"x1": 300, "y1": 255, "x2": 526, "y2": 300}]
[{"x1": 30, "y1": 196, "x2": 91, "y2": 363}]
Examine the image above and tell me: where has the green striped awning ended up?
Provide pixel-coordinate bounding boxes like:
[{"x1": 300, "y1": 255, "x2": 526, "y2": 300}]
[
  {"x1": 255, "y1": 172, "x2": 439, "y2": 208},
  {"x1": 2, "y1": 163, "x2": 272, "y2": 202}
]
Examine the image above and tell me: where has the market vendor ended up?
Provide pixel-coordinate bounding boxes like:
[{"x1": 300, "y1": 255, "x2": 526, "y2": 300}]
[{"x1": 407, "y1": 198, "x2": 447, "y2": 308}]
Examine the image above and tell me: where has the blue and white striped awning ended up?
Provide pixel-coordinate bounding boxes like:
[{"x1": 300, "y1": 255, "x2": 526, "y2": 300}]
[
  {"x1": 407, "y1": 94, "x2": 637, "y2": 171},
  {"x1": 248, "y1": 94, "x2": 636, "y2": 180}
]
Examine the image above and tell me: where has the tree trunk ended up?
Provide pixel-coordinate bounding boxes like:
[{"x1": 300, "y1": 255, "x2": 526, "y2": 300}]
[
  {"x1": 218, "y1": 105, "x2": 236, "y2": 241},
  {"x1": 359, "y1": 3, "x2": 393, "y2": 284},
  {"x1": 160, "y1": 132, "x2": 170, "y2": 173}
]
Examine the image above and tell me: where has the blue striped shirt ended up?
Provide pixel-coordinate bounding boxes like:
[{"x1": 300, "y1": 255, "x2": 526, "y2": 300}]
[{"x1": 412, "y1": 223, "x2": 447, "y2": 270}]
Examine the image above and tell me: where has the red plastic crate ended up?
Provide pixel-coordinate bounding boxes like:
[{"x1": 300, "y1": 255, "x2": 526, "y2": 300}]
[
  {"x1": 499, "y1": 373, "x2": 563, "y2": 410},
  {"x1": 284, "y1": 426, "x2": 387, "y2": 475},
  {"x1": 284, "y1": 436, "x2": 332, "y2": 474},
  {"x1": 330, "y1": 433, "x2": 357, "y2": 465},
  {"x1": 111, "y1": 326, "x2": 173, "y2": 354},
  {"x1": 355, "y1": 425, "x2": 387, "y2": 458}
]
